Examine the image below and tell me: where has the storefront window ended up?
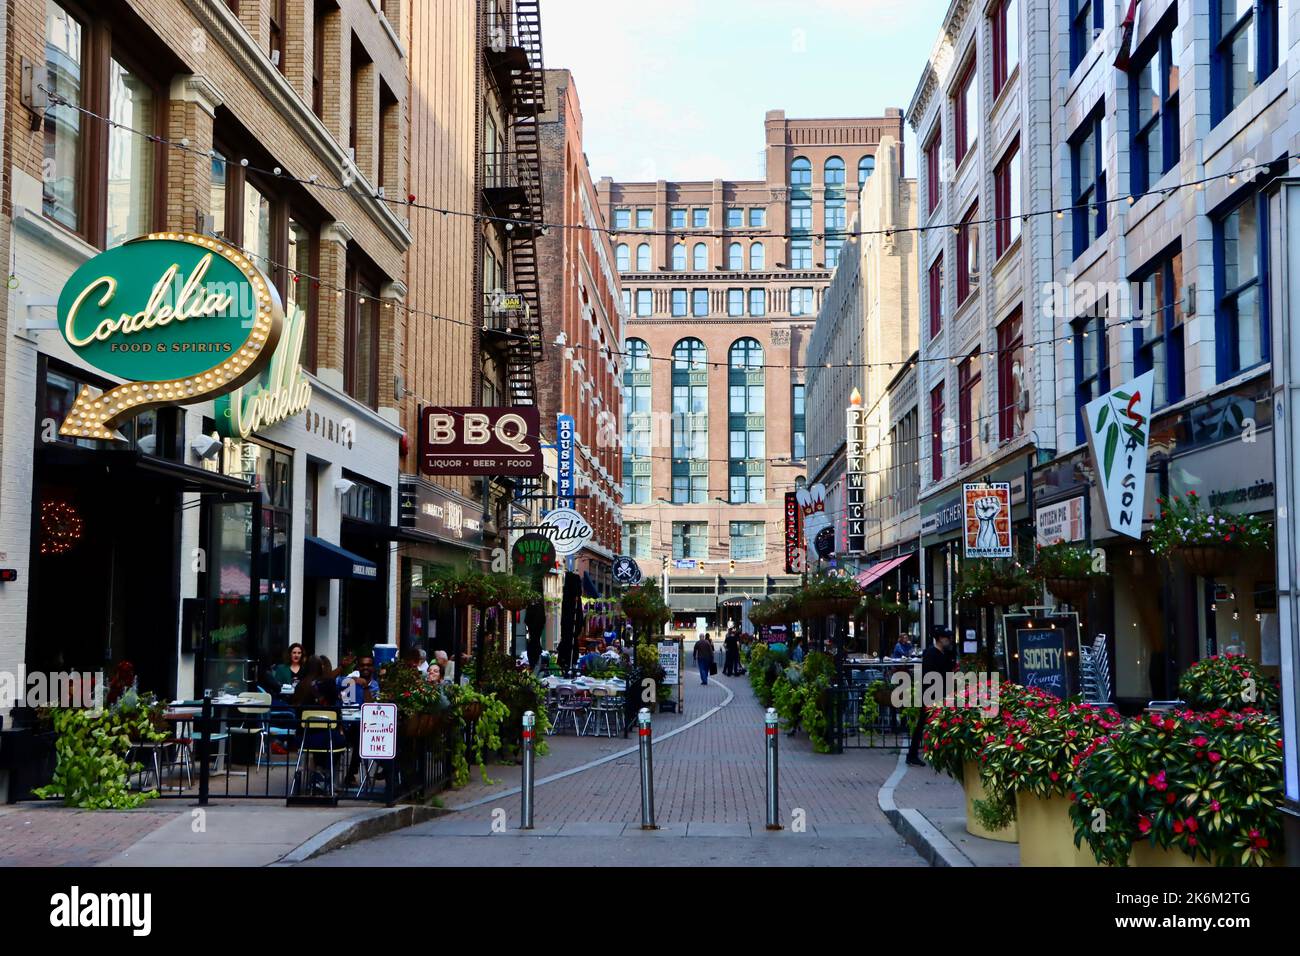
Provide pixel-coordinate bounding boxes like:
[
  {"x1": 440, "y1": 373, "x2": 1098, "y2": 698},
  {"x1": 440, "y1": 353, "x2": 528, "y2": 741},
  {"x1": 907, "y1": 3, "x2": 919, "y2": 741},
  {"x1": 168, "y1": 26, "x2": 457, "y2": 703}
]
[
  {"x1": 43, "y1": 2, "x2": 83, "y2": 231},
  {"x1": 106, "y1": 58, "x2": 154, "y2": 247}
]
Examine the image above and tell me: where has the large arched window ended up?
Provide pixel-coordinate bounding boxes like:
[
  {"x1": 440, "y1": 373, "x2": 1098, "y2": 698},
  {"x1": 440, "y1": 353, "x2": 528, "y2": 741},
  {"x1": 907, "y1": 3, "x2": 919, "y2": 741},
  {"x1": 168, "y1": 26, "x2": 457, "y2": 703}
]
[
  {"x1": 616, "y1": 243, "x2": 630, "y2": 272},
  {"x1": 824, "y1": 156, "x2": 845, "y2": 193},
  {"x1": 749, "y1": 242, "x2": 765, "y2": 270},
  {"x1": 671, "y1": 243, "x2": 686, "y2": 271},
  {"x1": 790, "y1": 157, "x2": 812, "y2": 195},
  {"x1": 728, "y1": 242, "x2": 743, "y2": 270},
  {"x1": 636, "y1": 243, "x2": 651, "y2": 271},
  {"x1": 858, "y1": 155, "x2": 876, "y2": 188},
  {"x1": 692, "y1": 242, "x2": 708, "y2": 271},
  {"x1": 729, "y1": 337, "x2": 764, "y2": 368},
  {"x1": 672, "y1": 337, "x2": 707, "y2": 371},
  {"x1": 625, "y1": 337, "x2": 650, "y2": 372},
  {"x1": 622, "y1": 338, "x2": 652, "y2": 505}
]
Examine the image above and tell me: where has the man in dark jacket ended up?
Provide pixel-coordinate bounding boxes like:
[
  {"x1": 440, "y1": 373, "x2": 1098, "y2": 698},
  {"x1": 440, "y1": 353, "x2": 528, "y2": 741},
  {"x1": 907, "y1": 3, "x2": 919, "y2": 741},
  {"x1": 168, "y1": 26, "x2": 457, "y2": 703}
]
[{"x1": 906, "y1": 626, "x2": 954, "y2": 767}]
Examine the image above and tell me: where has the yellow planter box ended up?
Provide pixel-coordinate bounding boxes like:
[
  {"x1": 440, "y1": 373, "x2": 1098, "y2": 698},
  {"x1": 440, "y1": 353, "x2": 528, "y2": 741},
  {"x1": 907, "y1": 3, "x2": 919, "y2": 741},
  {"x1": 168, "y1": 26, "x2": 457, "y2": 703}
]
[
  {"x1": 1127, "y1": 841, "x2": 1213, "y2": 867},
  {"x1": 1015, "y1": 792, "x2": 1100, "y2": 867},
  {"x1": 961, "y1": 760, "x2": 1017, "y2": 843}
]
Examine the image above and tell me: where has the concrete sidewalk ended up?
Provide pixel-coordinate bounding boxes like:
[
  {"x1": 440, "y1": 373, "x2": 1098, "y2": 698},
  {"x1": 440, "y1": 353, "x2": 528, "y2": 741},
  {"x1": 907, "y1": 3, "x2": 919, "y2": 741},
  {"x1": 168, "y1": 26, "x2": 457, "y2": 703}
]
[{"x1": 880, "y1": 756, "x2": 1019, "y2": 866}]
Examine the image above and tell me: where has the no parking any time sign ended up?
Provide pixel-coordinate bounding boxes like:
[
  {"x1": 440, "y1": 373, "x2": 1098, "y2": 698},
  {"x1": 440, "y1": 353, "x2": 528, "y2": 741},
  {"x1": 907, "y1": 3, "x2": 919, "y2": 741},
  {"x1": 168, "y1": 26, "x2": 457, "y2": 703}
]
[{"x1": 360, "y1": 703, "x2": 397, "y2": 760}]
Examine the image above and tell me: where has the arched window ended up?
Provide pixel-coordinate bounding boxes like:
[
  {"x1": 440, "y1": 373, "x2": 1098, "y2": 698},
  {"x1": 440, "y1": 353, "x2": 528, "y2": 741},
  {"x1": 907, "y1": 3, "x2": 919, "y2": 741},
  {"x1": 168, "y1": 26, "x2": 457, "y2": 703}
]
[
  {"x1": 671, "y1": 243, "x2": 686, "y2": 271},
  {"x1": 692, "y1": 242, "x2": 708, "y2": 271},
  {"x1": 729, "y1": 337, "x2": 764, "y2": 369},
  {"x1": 673, "y1": 337, "x2": 707, "y2": 371},
  {"x1": 728, "y1": 242, "x2": 743, "y2": 270},
  {"x1": 749, "y1": 242, "x2": 765, "y2": 270},
  {"x1": 824, "y1": 156, "x2": 845, "y2": 192},
  {"x1": 790, "y1": 157, "x2": 812, "y2": 195},
  {"x1": 636, "y1": 243, "x2": 651, "y2": 271},
  {"x1": 616, "y1": 243, "x2": 630, "y2": 272},
  {"x1": 625, "y1": 338, "x2": 650, "y2": 372},
  {"x1": 858, "y1": 155, "x2": 876, "y2": 188}
]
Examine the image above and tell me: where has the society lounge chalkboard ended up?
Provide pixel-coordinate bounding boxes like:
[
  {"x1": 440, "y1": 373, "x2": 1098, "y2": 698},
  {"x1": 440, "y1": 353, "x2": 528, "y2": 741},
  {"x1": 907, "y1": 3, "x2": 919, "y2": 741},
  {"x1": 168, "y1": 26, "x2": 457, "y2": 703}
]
[{"x1": 1007, "y1": 615, "x2": 1080, "y2": 699}]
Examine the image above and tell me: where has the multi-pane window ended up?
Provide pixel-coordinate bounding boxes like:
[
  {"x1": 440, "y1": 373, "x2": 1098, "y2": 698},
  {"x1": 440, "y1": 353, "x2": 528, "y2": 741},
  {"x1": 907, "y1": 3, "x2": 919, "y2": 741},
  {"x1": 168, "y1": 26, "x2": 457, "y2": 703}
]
[
  {"x1": 692, "y1": 208, "x2": 708, "y2": 228},
  {"x1": 727, "y1": 476, "x2": 766, "y2": 504},
  {"x1": 729, "y1": 338, "x2": 765, "y2": 502},
  {"x1": 621, "y1": 289, "x2": 632, "y2": 315},
  {"x1": 726, "y1": 207, "x2": 744, "y2": 228},
  {"x1": 730, "y1": 337, "x2": 763, "y2": 370},
  {"x1": 748, "y1": 208, "x2": 766, "y2": 227},
  {"x1": 825, "y1": 198, "x2": 846, "y2": 231},
  {"x1": 1073, "y1": 304, "x2": 1110, "y2": 445},
  {"x1": 729, "y1": 430, "x2": 765, "y2": 457},
  {"x1": 625, "y1": 338, "x2": 650, "y2": 375},
  {"x1": 636, "y1": 243, "x2": 651, "y2": 271},
  {"x1": 674, "y1": 339, "x2": 708, "y2": 371},
  {"x1": 930, "y1": 384, "x2": 945, "y2": 481},
  {"x1": 790, "y1": 157, "x2": 812, "y2": 194},
  {"x1": 858, "y1": 155, "x2": 876, "y2": 188},
  {"x1": 692, "y1": 289, "x2": 709, "y2": 317},
  {"x1": 616, "y1": 243, "x2": 630, "y2": 271},
  {"x1": 636, "y1": 289, "x2": 653, "y2": 316},
  {"x1": 672, "y1": 243, "x2": 686, "y2": 270},
  {"x1": 997, "y1": 308, "x2": 1025, "y2": 442},
  {"x1": 1216, "y1": 192, "x2": 1269, "y2": 379},
  {"x1": 790, "y1": 287, "x2": 815, "y2": 316},
  {"x1": 671, "y1": 477, "x2": 707, "y2": 505},
  {"x1": 925, "y1": 130, "x2": 942, "y2": 216},
  {"x1": 672, "y1": 339, "x2": 709, "y2": 484},
  {"x1": 729, "y1": 522, "x2": 766, "y2": 562},
  {"x1": 1071, "y1": 109, "x2": 1107, "y2": 259},
  {"x1": 790, "y1": 239, "x2": 813, "y2": 269},
  {"x1": 287, "y1": 216, "x2": 319, "y2": 370},
  {"x1": 994, "y1": 140, "x2": 1021, "y2": 257},
  {"x1": 824, "y1": 157, "x2": 846, "y2": 192},
  {"x1": 957, "y1": 203, "x2": 980, "y2": 306},
  {"x1": 790, "y1": 199, "x2": 813, "y2": 232},
  {"x1": 692, "y1": 242, "x2": 708, "y2": 271},
  {"x1": 1212, "y1": 1, "x2": 1287, "y2": 124},
  {"x1": 624, "y1": 474, "x2": 650, "y2": 504},
  {"x1": 954, "y1": 56, "x2": 978, "y2": 167},
  {"x1": 636, "y1": 208, "x2": 652, "y2": 228},
  {"x1": 673, "y1": 522, "x2": 709, "y2": 559},
  {"x1": 958, "y1": 351, "x2": 982, "y2": 466},
  {"x1": 1131, "y1": 15, "x2": 1181, "y2": 195},
  {"x1": 671, "y1": 208, "x2": 687, "y2": 228},
  {"x1": 624, "y1": 522, "x2": 651, "y2": 559},
  {"x1": 728, "y1": 242, "x2": 744, "y2": 270},
  {"x1": 1070, "y1": 0, "x2": 1104, "y2": 73},
  {"x1": 749, "y1": 242, "x2": 765, "y2": 270},
  {"x1": 991, "y1": 0, "x2": 1019, "y2": 97},
  {"x1": 1134, "y1": 249, "x2": 1185, "y2": 407},
  {"x1": 671, "y1": 289, "x2": 688, "y2": 317},
  {"x1": 749, "y1": 289, "x2": 767, "y2": 316},
  {"x1": 928, "y1": 255, "x2": 944, "y2": 339},
  {"x1": 728, "y1": 289, "x2": 745, "y2": 316},
  {"x1": 792, "y1": 383, "x2": 806, "y2": 460},
  {"x1": 623, "y1": 339, "x2": 652, "y2": 506},
  {"x1": 826, "y1": 239, "x2": 845, "y2": 270},
  {"x1": 614, "y1": 208, "x2": 631, "y2": 229},
  {"x1": 345, "y1": 262, "x2": 380, "y2": 409}
]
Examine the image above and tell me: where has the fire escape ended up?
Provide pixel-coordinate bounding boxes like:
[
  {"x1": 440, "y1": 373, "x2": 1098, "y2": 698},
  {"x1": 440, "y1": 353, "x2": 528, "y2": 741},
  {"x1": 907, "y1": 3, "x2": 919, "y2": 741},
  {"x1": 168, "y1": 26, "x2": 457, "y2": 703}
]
[{"x1": 482, "y1": 0, "x2": 545, "y2": 410}]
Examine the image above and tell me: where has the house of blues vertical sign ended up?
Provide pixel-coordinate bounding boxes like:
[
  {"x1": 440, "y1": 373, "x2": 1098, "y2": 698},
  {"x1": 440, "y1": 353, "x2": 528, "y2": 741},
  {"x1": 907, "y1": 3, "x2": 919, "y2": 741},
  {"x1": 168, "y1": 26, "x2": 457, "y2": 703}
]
[
  {"x1": 557, "y1": 413, "x2": 576, "y2": 508},
  {"x1": 1084, "y1": 371, "x2": 1154, "y2": 539},
  {"x1": 845, "y1": 390, "x2": 867, "y2": 553}
]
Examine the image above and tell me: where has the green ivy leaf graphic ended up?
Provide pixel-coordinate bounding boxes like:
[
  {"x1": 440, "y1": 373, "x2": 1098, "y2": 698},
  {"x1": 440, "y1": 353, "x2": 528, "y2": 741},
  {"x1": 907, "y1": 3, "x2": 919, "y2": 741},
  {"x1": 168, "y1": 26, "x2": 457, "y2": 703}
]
[
  {"x1": 1103, "y1": 423, "x2": 1119, "y2": 478},
  {"x1": 1114, "y1": 391, "x2": 1132, "y2": 402},
  {"x1": 1095, "y1": 404, "x2": 1110, "y2": 434}
]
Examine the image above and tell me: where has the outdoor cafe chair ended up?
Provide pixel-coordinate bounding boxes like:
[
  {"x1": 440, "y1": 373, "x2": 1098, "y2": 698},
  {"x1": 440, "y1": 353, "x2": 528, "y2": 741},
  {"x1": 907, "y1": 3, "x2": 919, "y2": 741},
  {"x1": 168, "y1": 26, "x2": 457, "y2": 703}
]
[
  {"x1": 226, "y1": 691, "x2": 273, "y2": 767},
  {"x1": 582, "y1": 686, "x2": 624, "y2": 738},
  {"x1": 550, "y1": 686, "x2": 588, "y2": 736},
  {"x1": 291, "y1": 709, "x2": 348, "y2": 798}
]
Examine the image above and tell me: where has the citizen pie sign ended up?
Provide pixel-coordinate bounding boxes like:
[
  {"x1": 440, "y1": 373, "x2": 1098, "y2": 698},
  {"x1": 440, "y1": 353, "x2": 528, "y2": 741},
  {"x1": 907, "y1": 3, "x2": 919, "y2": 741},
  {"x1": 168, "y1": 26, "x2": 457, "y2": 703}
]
[{"x1": 418, "y1": 405, "x2": 542, "y2": 477}]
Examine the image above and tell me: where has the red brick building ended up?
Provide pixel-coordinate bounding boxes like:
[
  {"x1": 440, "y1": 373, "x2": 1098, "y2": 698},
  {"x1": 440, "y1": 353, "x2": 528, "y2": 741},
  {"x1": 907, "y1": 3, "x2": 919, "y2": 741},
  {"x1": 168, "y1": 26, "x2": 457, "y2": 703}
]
[{"x1": 598, "y1": 110, "x2": 904, "y2": 625}]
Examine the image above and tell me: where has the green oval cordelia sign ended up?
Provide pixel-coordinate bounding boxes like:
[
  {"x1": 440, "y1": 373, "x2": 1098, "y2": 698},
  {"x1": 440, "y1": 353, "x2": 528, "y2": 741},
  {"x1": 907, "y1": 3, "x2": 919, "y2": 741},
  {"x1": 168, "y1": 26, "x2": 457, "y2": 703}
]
[{"x1": 56, "y1": 232, "x2": 283, "y2": 441}]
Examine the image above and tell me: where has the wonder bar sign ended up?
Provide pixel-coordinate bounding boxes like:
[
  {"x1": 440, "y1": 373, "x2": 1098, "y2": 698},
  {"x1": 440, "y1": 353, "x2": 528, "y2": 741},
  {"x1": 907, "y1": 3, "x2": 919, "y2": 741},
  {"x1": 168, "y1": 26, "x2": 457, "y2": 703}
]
[
  {"x1": 1084, "y1": 371, "x2": 1154, "y2": 540},
  {"x1": 56, "y1": 232, "x2": 283, "y2": 440}
]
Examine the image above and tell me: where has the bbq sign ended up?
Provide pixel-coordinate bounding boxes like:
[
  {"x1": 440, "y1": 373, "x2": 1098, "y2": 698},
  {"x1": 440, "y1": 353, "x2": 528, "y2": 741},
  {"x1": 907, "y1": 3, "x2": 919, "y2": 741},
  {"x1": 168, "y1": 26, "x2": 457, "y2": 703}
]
[
  {"x1": 418, "y1": 405, "x2": 543, "y2": 476},
  {"x1": 56, "y1": 232, "x2": 283, "y2": 440}
]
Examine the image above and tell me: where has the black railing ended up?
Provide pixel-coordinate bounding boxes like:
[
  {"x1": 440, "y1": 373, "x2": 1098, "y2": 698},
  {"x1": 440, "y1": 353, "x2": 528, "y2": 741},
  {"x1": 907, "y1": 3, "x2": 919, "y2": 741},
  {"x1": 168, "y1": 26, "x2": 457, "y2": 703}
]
[{"x1": 828, "y1": 677, "x2": 916, "y2": 750}]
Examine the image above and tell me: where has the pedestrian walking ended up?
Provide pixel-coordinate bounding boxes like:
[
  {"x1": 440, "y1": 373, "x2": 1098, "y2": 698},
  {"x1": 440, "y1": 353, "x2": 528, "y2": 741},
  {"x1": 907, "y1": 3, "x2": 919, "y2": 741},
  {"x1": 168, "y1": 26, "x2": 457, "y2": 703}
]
[
  {"x1": 693, "y1": 633, "x2": 716, "y2": 685},
  {"x1": 722, "y1": 624, "x2": 740, "y2": 675},
  {"x1": 906, "y1": 626, "x2": 954, "y2": 767}
]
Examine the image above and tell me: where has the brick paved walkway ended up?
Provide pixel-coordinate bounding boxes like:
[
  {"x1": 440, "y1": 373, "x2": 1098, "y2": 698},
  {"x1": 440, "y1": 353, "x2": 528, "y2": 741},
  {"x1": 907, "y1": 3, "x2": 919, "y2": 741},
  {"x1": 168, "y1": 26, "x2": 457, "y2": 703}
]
[{"x1": 0, "y1": 806, "x2": 176, "y2": 867}]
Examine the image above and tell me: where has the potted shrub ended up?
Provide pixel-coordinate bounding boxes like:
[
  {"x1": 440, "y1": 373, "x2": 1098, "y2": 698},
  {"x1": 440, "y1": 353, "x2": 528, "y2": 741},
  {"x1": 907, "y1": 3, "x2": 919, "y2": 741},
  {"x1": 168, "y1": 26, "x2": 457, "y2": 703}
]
[
  {"x1": 1178, "y1": 653, "x2": 1280, "y2": 713},
  {"x1": 956, "y1": 558, "x2": 1036, "y2": 608},
  {"x1": 35, "y1": 692, "x2": 168, "y2": 809},
  {"x1": 1148, "y1": 491, "x2": 1272, "y2": 578},
  {"x1": 801, "y1": 572, "x2": 861, "y2": 617},
  {"x1": 378, "y1": 659, "x2": 451, "y2": 736},
  {"x1": 620, "y1": 580, "x2": 671, "y2": 643},
  {"x1": 978, "y1": 689, "x2": 1124, "y2": 866},
  {"x1": 444, "y1": 683, "x2": 511, "y2": 787},
  {"x1": 495, "y1": 575, "x2": 540, "y2": 613},
  {"x1": 1032, "y1": 540, "x2": 1105, "y2": 605},
  {"x1": 1068, "y1": 708, "x2": 1284, "y2": 867}
]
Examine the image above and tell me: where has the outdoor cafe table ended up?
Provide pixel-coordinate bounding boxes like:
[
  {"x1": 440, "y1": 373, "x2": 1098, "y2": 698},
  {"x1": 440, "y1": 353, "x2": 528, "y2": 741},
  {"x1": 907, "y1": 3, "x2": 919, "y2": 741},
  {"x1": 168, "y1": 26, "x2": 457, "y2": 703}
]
[{"x1": 540, "y1": 677, "x2": 626, "y2": 736}]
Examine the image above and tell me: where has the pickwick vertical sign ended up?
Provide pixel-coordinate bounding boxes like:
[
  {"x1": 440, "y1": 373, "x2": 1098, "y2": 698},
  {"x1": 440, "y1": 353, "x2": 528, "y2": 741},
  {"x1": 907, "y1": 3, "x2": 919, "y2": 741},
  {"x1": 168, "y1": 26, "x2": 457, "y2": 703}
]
[
  {"x1": 56, "y1": 232, "x2": 283, "y2": 440},
  {"x1": 1084, "y1": 371, "x2": 1154, "y2": 539},
  {"x1": 845, "y1": 388, "x2": 867, "y2": 553}
]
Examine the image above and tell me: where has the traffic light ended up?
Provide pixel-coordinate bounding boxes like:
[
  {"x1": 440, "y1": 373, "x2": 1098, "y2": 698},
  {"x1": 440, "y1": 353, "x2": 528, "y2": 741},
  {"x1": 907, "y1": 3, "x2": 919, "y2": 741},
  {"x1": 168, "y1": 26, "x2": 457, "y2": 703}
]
[
  {"x1": 729, "y1": 559, "x2": 735, "y2": 573},
  {"x1": 661, "y1": 554, "x2": 668, "y2": 571}
]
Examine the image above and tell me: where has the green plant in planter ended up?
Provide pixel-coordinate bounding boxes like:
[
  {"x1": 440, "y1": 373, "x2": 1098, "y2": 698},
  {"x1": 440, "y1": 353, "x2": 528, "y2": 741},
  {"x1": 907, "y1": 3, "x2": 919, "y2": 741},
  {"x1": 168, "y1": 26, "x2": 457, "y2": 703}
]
[
  {"x1": 1068, "y1": 708, "x2": 1284, "y2": 866},
  {"x1": 476, "y1": 647, "x2": 552, "y2": 759},
  {"x1": 857, "y1": 681, "x2": 883, "y2": 738},
  {"x1": 35, "y1": 693, "x2": 167, "y2": 809},
  {"x1": 1032, "y1": 540, "x2": 1105, "y2": 579},
  {"x1": 378, "y1": 660, "x2": 452, "y2": 722},
  {"x1": 1148, "y1": 491, "x2": 1272, "y2": 557},
  {"x1": 1177, "y1": 654, "x2": 1280, "y2": 714},
  {"x1": 494, "y1": 575, "x2": 541, "y2": 612},
  {"x1": 955, "y1": 558, "x2": 1036, "y2": 606},
  {"x1": 445, "y1": 684, "x2": 511, "y2": 787},
  {"x1": 800, "y1": 572, "x2": 862, "y2": 615},
  {"x1": 620, "y1": 580, "x2": 672, "y2": 640}
]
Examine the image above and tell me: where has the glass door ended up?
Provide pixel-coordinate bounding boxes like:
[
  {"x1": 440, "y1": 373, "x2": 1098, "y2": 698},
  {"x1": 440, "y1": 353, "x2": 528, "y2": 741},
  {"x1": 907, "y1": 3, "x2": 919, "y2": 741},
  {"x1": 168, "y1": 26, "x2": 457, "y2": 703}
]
[{"x1": 203, "y1": 493, "x2": 262, "y2": 696}]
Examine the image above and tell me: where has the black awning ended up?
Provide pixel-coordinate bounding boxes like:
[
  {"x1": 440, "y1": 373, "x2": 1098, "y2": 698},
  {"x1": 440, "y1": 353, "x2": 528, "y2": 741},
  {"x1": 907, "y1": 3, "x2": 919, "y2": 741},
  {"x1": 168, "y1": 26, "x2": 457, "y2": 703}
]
[
  {"x1": 38, "y1": 444, "x2": 252, "y2": 494},
  {"x1": 346, "y1": 522, "x2": 481, "y2": 553},
  {"x1": 303, "y1": 536, "x2": 378, "y2": 581}
]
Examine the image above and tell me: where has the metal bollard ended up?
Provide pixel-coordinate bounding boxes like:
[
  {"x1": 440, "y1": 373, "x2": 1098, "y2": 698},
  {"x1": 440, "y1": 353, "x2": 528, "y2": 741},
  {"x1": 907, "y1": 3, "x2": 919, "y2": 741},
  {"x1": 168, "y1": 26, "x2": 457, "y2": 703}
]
[
  {"x1": 520, "y1": 710, "x2": 536, "y2": 829},
  {"x1": 638, "y1": 708, "x2": 657, "y2": 829},
  {"x1": 765, "y1": 707, "x2": 781, "y2": 830}
]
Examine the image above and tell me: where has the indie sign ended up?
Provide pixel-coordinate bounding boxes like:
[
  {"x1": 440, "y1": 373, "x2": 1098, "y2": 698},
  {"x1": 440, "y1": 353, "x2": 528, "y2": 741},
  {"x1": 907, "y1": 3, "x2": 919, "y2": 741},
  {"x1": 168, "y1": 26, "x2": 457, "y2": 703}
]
[
  {"x1": 539, "y1": 507, "x2": 593, "y2": 556},
  {"x1": 418, "y1": 405, "x2": 542, "y2": 476},
  {"x1": 1084, "y1": 371, "x2": 1154, "y2": 540},
  {"x1": 56, "y1": 232, "x2": 283, "y2": 440}
]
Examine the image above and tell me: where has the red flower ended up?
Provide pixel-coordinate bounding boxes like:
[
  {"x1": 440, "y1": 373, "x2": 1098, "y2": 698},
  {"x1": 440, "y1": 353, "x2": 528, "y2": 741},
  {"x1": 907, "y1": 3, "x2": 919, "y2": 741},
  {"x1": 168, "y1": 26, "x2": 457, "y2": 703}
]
[
  {"x1": 1210, "y1": 800, "x2": 1221, "y2": 812},
  {"x1": 1166, "y1": 792, "x2": 1177, "y2": 804},
  {"x1": 1185, "y1": 817, "x2": 1199, "y2": 833},
  {"x1": 1138, "y1": 816, "x2": 1152, "y2": 834},
  {"x1": 1191, "y1": 735, "x2": 1208, "y2": 747},
  {"x1": 1187, "y1": 836, "x2": 1198, "y2": 847},
  {"x1": 1208, "y1": 752, "x2": 1222, "y2": 763},
  {"x1": 1173, "y1": 820, "x2": 1184, "y2": 834}
]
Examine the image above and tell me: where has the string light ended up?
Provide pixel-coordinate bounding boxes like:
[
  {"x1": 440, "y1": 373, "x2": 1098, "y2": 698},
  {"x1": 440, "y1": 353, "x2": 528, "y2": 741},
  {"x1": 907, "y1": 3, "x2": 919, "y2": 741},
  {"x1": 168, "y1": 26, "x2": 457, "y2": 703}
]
[{"x1": 40, "y1": 499, "x2": 84, "y2": 555}]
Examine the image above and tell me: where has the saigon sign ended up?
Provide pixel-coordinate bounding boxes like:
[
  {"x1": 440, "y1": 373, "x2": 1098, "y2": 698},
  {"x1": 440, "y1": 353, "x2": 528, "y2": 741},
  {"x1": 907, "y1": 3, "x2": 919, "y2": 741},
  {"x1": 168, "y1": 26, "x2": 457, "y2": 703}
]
[{"x1": 56, "y1": 232, "x2": 284, "y2": 440}]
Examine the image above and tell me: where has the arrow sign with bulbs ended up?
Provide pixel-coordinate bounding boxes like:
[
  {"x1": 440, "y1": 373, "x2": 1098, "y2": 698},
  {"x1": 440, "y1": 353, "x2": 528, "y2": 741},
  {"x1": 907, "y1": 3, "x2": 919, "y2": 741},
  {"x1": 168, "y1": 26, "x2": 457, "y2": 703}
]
[{"x1": 56, "y1": 232, "x2": 284, "y2": 441}]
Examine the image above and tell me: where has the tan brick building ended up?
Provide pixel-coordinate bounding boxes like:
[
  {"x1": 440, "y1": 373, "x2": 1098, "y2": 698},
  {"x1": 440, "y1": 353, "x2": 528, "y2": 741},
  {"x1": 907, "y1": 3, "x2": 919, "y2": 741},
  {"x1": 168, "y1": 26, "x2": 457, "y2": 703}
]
[{"x1": 598, "y1": 110, "x2": 904, "y2": 625}]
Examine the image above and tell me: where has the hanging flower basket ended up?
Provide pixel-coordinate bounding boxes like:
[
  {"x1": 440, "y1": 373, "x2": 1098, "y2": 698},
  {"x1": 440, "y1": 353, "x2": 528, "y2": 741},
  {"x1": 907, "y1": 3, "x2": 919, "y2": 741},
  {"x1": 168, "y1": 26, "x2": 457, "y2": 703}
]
[
  {"x1": 1044, "y1": 577, "x2": 1090, "y2": 605},
  {"x1": 461, "y1": 701, "x2": 485, "y2": 723},
  {"x1": 400, "y1": 713, "x2": 439, "y2": 737},
  {"x1": 979, "y1": 584, "x2": 1033, "y2": 607},
  {"x1": 1175, "y1": 545, "x2": 1231, "y2": 578},
  {"x1": 824, "y1": 596, "x2": 860, "y2": 617}
]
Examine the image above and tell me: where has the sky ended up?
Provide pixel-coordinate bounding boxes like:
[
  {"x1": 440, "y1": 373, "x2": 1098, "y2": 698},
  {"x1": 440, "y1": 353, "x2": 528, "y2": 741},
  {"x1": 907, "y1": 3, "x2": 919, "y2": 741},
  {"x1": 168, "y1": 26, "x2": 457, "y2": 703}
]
[{"x1": 538, "y1": 0, "x2": 949, "y2": 185}]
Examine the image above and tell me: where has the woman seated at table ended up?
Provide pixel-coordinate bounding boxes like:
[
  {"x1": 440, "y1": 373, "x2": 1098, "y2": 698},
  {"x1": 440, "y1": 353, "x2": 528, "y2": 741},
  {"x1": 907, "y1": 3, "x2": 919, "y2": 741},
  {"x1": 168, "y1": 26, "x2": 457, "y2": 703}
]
[
  {"x1": 292, "y1": 656, "x2": 347, "y2": 750},
  {"x1": 270, "y1": 643, "x2": 306, "y2": 693},
  {"x1": 425, "y1": 663, "x2": 442, "y2": 685}
]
